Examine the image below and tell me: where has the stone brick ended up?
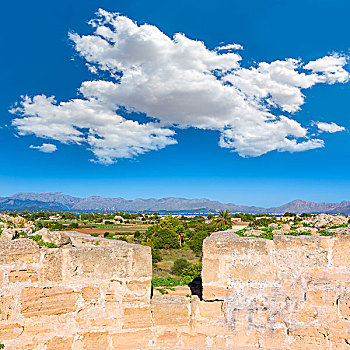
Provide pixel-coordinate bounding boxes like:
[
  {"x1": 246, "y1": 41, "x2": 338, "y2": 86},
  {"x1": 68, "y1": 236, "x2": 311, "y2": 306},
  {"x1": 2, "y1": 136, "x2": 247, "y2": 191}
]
[
  {"x1": 45, "y1": 336, "x2": 74, "y2": 350},
  {"x1": 197, "y1": 300, "x2": 223, "y2": 320},
  {"x1": 80, "y1": 331, "x2": 109, "y2": 350},
  {"x1": 21, "y1": 286, "x2": 77, "y2": 317},
  {"x1": 180, "y1": 332, "x2": 207, "y2": 348},
  {"x1": 0, "y1": 323, "x2": 24, "y2": 340},
  {"x1": 0, "y1": 295, "x2": 16, "y2": 321},
  {"x1": 81, "y1": 286, "x2": 100, "y2": 302},
  {"x1": 111, "y1": 330, "x2": 153, "y2": 349},
  {"x1": 152, "y1": 295, "x2": 190, "y2": 326},
  {"x1": 8, "y1": 269, "x2": 39, "y2": 283},
  {"x1": 202, "y1": 285, "x2": 227, "y2": 301},
  {"x1": 0, "y1": 239, "x2": 40, "y2": 264},
  {"x1": 122, "y1": 306, "x2": 152, "y2": 329},
  {"x1": 42, "y1": 249, "x2": 63, "y2": 281},
  {"x1": 63, "y1": 246, "x2": 131, "y2": 280},
  {"x1": 124, "y1": 280, "x2": 151, "y2": 302},
  {"x1": 130, "y1": 244, "x2": 152, "y2": 278},
  {"x1": 155, "y1": 330, "x2": 180, "y2": 348},
  {"x1": 332, "y1": 235, "x2": 350, "y2": 268}
]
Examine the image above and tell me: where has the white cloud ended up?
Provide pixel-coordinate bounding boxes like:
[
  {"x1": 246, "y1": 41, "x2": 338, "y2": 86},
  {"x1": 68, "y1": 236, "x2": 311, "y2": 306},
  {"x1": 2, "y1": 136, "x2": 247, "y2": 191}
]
[
  {"x1": 316, "y1": 121, "x2": 345, "y2": 133},
  {"x1": 13, "y1": 95, "x2": 176, "y2": 164},
  {"x1": 11, "y1": 9, "x2": 350, "y2": 163},
  {"x1": 217, "y1": 43, "x2": 243, "y2": 51},
  {"x1": 304, "y1": 55, "x2": 350, "y2": 84},
  {"x1": 29, "y1": 143, "x2": 57, "y2": 153}
]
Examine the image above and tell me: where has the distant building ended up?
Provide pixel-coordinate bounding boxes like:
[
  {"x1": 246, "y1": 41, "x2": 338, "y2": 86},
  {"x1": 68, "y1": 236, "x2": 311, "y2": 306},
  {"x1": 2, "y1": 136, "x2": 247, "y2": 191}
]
[
  {"x1": 49, "y1": 215, "x2": 61, "y2": 221},
  {"x1": 232, "y1": 222, "x2": 249, "y2": 230}
]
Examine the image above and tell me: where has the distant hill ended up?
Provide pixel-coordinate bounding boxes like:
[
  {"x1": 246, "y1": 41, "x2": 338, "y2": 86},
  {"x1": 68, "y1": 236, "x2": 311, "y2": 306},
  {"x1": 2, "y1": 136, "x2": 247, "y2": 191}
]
[{"x1": 0, "y1": 192, "x2": 349, "y2": 214}]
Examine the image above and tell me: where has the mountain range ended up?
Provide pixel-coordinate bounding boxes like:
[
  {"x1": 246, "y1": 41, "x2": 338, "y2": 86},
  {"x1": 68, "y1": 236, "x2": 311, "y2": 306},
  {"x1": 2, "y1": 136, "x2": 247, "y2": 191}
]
[{"x1": 0, "y1": 192, "x2": 349, "y2": 214}]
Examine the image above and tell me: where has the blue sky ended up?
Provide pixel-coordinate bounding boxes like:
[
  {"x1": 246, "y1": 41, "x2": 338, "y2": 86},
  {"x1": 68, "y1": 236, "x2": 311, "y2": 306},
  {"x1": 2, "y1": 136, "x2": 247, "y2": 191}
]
[{"x1": 1, "y1": 0, "x2": 350, "y2": 206}]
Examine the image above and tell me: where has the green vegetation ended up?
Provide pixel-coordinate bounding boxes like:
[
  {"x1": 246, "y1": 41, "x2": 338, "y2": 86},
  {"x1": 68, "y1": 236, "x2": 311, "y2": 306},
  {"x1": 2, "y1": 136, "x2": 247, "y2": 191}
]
[{"x1": 171, "y1": 258, "x2": 191, "y2": 276}]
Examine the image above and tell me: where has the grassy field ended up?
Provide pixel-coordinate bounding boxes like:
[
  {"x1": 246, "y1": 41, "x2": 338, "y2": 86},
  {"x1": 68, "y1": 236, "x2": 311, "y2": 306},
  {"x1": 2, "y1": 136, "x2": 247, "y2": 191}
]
[
  {"x1": 74, "y1": 224, "x2": 150, "y2": 235},
  {"x1": 152, "y1": 248, "x2": 200, "y2": 278}
]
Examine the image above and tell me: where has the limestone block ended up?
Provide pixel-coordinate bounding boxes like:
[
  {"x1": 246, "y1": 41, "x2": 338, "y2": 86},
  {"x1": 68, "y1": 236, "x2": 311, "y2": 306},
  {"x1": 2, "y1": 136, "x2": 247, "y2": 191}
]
[
  {"x1": 154, "y1": 330, "x2": 180, "y2": 348},
  {"x1": 124, "y1": 280, "x2": 151, "y2": 303},
  {"x1": 0, "y1": 295, "x2": 16, "y2": 321},
  {"x1": 8, "y1": 269, "x2": 39, "y2": 283},
  {"x1": 0, "y1": 239, "x2": 40, "y2": 264},
  {"x1": 21, "y1": 286, "x2": 77, "y2": 317},
  {"x1": 45, "y1": 336, "x2": 74, "y2": 350},
  {"x1": 130, "y1": 244, "x2": 152, "y2": 279},
  {"x1": 42, "y1": 249, "x2": 63, "y2": 282},
  {"x1": 0, "y1": 323, "x2": 24, "y2": 340},
  {"x1": 202, "y1": 285, "x2": 228, "y2": 301},
  {"x1": 63, "y1": 246, "x2": 131, "y2": 281},
  {"x1": 197, "y1": 300, "x2": 223, "y2": 320},
  {"x1": 332, "y1": 235, "x2": 350, "y2": 268},
  {"x1": 81, "y1": 286, "x2": 100, "y2": 302},
  {"x1": 122, "y1": 306, "x2": 152, "y2": 329},
  {"x1": 180, "y1": 332, "x2": 207, "y2": 348},
  {"x1": 111, "y1": 330, "x2": 153, "y2": 350},
  {"x1": 272, "y1": 235, "x2": 328, "y2": 271},
  {"x1": 152, "y1": 295, "x2": 190, "y2": 326},
  {"x1": 79, "y1": 331, "x2": 109, "y2": 350}
]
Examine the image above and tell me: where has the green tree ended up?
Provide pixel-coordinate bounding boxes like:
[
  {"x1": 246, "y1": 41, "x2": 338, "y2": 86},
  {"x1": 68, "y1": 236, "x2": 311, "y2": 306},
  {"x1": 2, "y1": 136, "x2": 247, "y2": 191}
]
[
  {"x1": 151, "y1": 228, "x2": 180, "y2": 249},
  {"x1": 213, "y1": 209, "x2": 233, "y2": 231},
  {"x1": 207, "y1": 213, "x2": 214, "y2": 220},
  {"x1": 189, "y1": 230, "x2": 209, "y2": 254},
  {"x1": 171, "y1": 258, "x2": 191, "y2": 276},
  {"x1": 181, "y1": 262, "x2": 202, "y2": 279}
]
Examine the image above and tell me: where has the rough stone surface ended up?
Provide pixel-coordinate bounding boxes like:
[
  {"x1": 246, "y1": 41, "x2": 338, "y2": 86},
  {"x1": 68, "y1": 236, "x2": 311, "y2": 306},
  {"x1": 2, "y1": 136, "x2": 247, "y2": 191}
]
[
  {"x1": 1, "y1": 233, "x2": 349, "y2": 349},
  {"x1": 202, "y1": 233, "x2": 350, "y2": 349},
  {"x1": 36, "y1": 228, "x2": 72, "y2": 247}
]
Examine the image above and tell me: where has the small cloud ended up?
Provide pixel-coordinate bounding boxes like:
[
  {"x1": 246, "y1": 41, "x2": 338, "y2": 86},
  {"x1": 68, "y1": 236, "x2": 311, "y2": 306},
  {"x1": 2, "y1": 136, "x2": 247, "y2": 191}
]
[
  {"x1": 216, "y1": 43, "x2": 243, "y2": 51},
  {"x1": 30, "y1": 143, "x2": 57, "y2": 153},
  {"x1": 316, "y1": 122, "x2": 345, "y2": 133}
]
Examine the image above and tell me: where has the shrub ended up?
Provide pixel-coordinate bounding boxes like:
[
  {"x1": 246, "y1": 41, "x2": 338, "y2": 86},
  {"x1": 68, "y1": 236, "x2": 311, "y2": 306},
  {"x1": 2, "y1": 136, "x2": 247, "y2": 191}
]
[
  {"x1": 38, "y1": 241, "x2": 57, "y2": 248},
  {"x1": 67, "y1": 222, "x2": 79, "y2": 229},
  {"x1": 151, "y1": 228, "x2": 180, "y2": 249},
  {"x1": 171, "y1": 258, "x2": 191, "y2": 276},
  {"x1": 181, "y1": 262, "x2": 202, "y2": 280},
  {"x1": 118, "y1": 236, "x2": 128, "y2": 242},
  {"x1": 189, "y1": 231, "x2": 209, "y2": 254},
  {"x1": 134, "y1": 230, "x2": 141, "y2": 238},
  {"x1": 152, "y1": 248, "x2": 162, "y2": 264},
  {"x1": 90, "y1": 233, "x2": 99, "y2": 237},
  {"x1": 104, "y1": 232, "x2": 114, "y2": 238},
  {"x1": 29, "y1": 234, "x2": 42, "y2": 242}
]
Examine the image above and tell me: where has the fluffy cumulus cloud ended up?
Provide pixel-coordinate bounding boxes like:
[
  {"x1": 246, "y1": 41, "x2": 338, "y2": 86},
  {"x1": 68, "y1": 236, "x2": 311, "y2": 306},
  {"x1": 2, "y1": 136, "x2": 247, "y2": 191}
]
[
  {"x1": 29, "y1": 143, "x2": 57, "y2": 153},
  {"x1": 317, "y1": 122, "x2": 345, "y2": 133},
  {"x1": 11, "y1": 9, "x2": 350, "y2": 164}
]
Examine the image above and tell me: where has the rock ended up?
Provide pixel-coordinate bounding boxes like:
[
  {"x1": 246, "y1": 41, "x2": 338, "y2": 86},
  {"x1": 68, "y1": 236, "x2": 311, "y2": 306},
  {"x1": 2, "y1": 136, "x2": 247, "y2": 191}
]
[
  {"x1": 272, "y1": 229, "x2": 285, "y2": 235},
  {"x1": 35, "y1": 228, "x2": 71, "y2": 247},
  {"x1": 0, "y1": 229, "x2": 17, "y2": 241},
  {"x1": 295, "y1": 227, "x2": 318, "y2": 235},
  {"x1": 313, "y1": 214, "x2": 348, "y2": 227},
  {"x1": 328, "y1": 227, "x2": 350, "y2": 235},
  {"x1": 243, "y1": 229, "x2": 264, "y2": 236}
]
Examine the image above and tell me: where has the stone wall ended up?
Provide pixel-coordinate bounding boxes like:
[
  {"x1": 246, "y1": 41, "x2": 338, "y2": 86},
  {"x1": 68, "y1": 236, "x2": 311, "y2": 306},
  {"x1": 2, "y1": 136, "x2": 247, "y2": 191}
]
[
  {"x1": 202, "y1": 232, "x2": 350, "y2": 349},
  {"x1": 0, "y1": 232, "x2": 349, "y2": 349}
]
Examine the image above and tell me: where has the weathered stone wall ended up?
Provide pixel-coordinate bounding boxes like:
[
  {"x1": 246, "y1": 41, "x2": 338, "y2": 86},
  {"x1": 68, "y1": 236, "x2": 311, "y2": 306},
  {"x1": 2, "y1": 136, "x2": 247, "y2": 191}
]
[
  {"x1": 1, "y1": 233, "x2": 349, "y2": 349},
  {"x1": 202, "y1": 232, "x2": 350, "y2": 349},
  {"x1": 0, "y1": 237, "x2": 152, "y2": 349}
]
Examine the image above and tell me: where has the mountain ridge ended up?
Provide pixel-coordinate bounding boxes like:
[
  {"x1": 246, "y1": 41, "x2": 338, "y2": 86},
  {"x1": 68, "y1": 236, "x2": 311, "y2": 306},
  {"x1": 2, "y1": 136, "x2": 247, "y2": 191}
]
[{"x1": 0, "y1": 192, "x2": 349, "y2": 214}]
